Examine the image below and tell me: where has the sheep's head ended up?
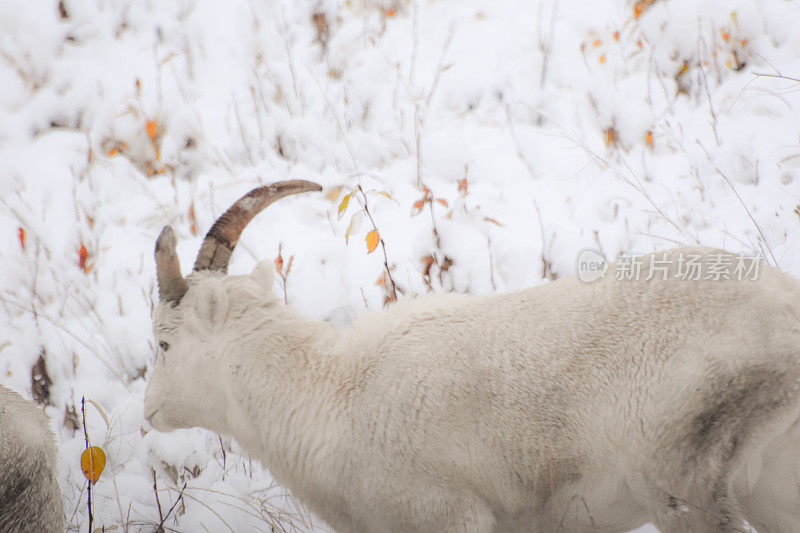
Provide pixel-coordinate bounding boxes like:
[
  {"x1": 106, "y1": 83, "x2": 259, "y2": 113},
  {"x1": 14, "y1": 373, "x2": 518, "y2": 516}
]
[{"x1": 143, "y1": 180, "x2": 321, "y2": 433}]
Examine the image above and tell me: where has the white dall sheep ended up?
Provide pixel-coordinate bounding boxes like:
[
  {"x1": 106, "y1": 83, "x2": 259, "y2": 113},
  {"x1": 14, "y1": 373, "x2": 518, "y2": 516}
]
[
  {"x1": 0, "y1": 385, "x2": 63, "y2": 533},
  {"x1": 145, "y1": 180, "x2": 800, "y2": 533}
]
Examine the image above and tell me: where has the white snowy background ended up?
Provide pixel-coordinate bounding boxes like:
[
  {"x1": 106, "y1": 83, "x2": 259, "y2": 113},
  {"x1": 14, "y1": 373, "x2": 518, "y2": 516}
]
[{"x1": 1, "y1": 0, "x2": 799, "y2": 530}]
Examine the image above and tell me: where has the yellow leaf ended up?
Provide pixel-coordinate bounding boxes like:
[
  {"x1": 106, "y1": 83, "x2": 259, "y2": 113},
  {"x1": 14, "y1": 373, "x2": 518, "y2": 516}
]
[
  {"x1": 338, "y1": 192, "x2": 353, "y2": 219},
  {"x1": 81, "y1": 446, "x2": 106, "y2": 484},
  {"x1": 366, "y1": 229, "x2": 380, "y2": 254},
  {"x1": 371, "y1": 190, "x2": 399, "y2": 205},
  {"x1": 325, "y1": 186, "x2": 343, "y2": 202}
]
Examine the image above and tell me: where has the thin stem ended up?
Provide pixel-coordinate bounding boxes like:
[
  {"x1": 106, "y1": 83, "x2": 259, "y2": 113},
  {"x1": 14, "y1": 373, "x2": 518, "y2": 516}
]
[
  {"x1": 357, "y1": 185, "x2": 398, "y2": 302},
  {"x1": 81, "y1": 397, "x2": 93, "y2": 533},
  {"x1": 716, "y1": 169, "x2": 778, "y2": 267},
  {"x1": 153, "y1": 470, "x2": 164, "y2": 526},
  {"x1": 157, "y1": 483, "x2": 187, "y2": 531}
]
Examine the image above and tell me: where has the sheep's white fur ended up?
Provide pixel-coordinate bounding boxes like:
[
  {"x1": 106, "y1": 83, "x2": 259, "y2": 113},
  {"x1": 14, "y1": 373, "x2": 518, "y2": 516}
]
[
  {"x1": 145, "y1": 247, "x2": 800, "y2": 532},
  {"x1": 0, "y1": 385, "x2": 63, "y2": 533}
]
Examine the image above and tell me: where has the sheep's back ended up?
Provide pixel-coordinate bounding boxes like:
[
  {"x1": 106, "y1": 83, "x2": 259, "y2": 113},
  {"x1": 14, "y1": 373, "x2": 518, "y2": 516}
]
[{"x1": 0, "y1": 386, "x2": 63, "y2": 533}]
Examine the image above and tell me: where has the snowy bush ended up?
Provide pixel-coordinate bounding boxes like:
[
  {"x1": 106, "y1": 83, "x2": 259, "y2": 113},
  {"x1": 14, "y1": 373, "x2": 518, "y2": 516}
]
[{"x1": 1, "y1": 0, "x2": 799, "y2": 530}]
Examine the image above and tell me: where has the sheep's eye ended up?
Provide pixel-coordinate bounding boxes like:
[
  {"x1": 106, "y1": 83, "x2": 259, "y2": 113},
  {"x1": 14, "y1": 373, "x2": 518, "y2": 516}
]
[{"x1": 159, "y1": 341, "x2": 170, "y2": 352}]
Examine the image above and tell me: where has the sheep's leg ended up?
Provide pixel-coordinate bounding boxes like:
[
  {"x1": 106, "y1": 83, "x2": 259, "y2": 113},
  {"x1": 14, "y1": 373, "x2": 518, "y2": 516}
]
[
  {"x1": 627, "y1": 470, "x2": 746, "y2": 533},
  {"x1": 736, "y1": 427, "x2": 800, "y2": 533},
  {"x1": 434, "y1": 494, "x2": 495, "y2": 533},
  {"x1": 651, "y1": 501, "x2": 747, "y2": 533}
]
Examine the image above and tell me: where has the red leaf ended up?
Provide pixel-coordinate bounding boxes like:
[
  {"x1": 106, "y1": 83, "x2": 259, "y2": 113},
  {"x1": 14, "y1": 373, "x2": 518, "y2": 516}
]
[
  {"x1": 274, "y1": 253, "x2": 284, "y2": 275},
  {"x1": 17, "y1": 227, "x2": 25, "y2": 250},
  {"x1": 78, "y1": 244, "x2": 89, "y2": 271}
]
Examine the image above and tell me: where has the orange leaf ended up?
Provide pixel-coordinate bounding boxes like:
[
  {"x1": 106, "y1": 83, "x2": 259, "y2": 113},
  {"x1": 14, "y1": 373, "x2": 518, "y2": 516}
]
[
  {"x1": 386, "y1": 9, "x2": 395, "y2": 16},
  {"x1": 721, "y1": 30, "x2": 730, "y2": 42},
  {"x1": 411, "y1": 199, "x2": 425, "y2": 216},
  {"x1": 613, "y1": 31, "x2": 620, "y2": 41},
  {"x1": 79, "y1": 244, "x2": 89, "y2": 271},
  {"x1": 17, "y1": 227, "x2": 25, "y2": 250},
  {"x1": 80, "y1": 446, "x2": 106, "y2": 484},
  {"x1": 188, "y1": 204, "x2": 197, "y2": 236},
  {"x1": 645, "y1": 131, "x2": 654, "y2": 146},
  {"x1": 603, "y1": 126, "x2": 619, "y2": 147},
  {"x1": 108, "y1": 148, "x2": 118, "y2": 156},
  {"x1": 593, "y1": 39, "x2": 601, "y2": 47},
  {"x1": 436, "y1": 198, "x2": 448, "y2": 207},
  {"x1": 457, "y1": 178, "x2": 468, "y2": 193},
  {"x1": 598, "y1": 54, "x2": 606, "y2": 64},
  {"x1": 634, "y1": 1, "x2": 644, "y2": 18},
  {"x1": 483, "y1": 216, "x2": 504, "y2": 227},
  {"x1": 274, "y1": 253, "x2": 284, "y2": 275},
  {"x1": 366, "y1": 229, "x2": 380, "y2": 254},
  {"x1": 146, "y1": 120, "x2": 159, "y2": 141}
]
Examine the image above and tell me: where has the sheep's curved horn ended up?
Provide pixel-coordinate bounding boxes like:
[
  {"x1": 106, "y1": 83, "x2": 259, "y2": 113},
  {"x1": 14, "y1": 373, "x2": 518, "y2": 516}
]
[
  {"x1": 193, "y1": 180, "x2": 322, "y2": 272},
  {"x1": 155, "y1": 226, "x2": 189, "y2": 303}
]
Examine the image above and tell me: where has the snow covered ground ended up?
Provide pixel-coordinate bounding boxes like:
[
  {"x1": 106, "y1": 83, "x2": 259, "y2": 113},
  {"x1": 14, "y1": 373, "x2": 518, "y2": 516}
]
[{"x1": 1, "y1": 0, "x2": 798, "y2": 530}]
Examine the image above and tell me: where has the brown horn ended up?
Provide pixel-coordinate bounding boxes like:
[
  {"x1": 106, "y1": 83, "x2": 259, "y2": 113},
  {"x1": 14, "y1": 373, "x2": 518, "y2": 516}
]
[
  {"x1": 193, "y1": 180, "x2": 322, "y2": 272},
  {"x1": 155, "y1": 226, "x2": 189, "y2": 303}
]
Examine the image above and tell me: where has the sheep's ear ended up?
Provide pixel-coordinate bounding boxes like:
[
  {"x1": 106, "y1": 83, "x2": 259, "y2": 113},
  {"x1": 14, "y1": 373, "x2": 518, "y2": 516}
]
[
  {"x1": 250, "y1": 260, "x2": 276, "y2": 296},
  {"x1": 194, "y1": 280, "x2": 230, "y2": 328}
]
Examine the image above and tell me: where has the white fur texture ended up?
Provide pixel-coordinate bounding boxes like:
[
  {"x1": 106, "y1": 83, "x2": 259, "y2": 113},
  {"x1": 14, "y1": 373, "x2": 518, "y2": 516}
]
[
  {"x1": 145, "y1": 248, "x2": 800, "y2": 532},
  {"x1": 0, "y1": 385, "x2": 63, "y2": 533}
]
